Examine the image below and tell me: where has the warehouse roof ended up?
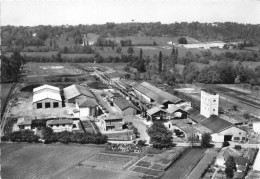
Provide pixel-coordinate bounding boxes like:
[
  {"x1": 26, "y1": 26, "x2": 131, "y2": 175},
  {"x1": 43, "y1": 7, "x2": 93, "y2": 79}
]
[
  {"x1": 63, "y1": 84, "x2": 94, "y2": 100},
  {"x1": 33, "y1": 90, "x2": 62, "y2": 103},
  {"x1": 200, "y1": 115, "x2": 233, "y2": 133},
  {"x1": 141, "y1": 82, "x2": 183, "y2": 104},
  {"x1": 114, "y1": 97, "x2": 139, "y2": 111},
  {"x1": 33, "y1": 84, "x2": 60, "y2": 93},
  {"x1": 47, "y1": 119, "x2": 73, "y2": 125}
]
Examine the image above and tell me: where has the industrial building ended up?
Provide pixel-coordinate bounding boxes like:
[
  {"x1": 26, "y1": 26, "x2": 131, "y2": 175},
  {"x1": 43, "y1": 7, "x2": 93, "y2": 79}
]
[{"x1": 32, "y1": 85, "x2": 62, "y2": 109}]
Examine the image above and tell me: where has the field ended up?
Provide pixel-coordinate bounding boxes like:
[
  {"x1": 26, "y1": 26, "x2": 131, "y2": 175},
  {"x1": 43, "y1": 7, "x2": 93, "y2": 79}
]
[
  {"x1": 129, "y1": 147, "x2": 187, "y2": 177},
  {"x1": 162, "y1": 148, "x2": 206, "y2": 179},
  {"x1": 0, "y1": 143, "x2": 104, "y2": 179},
  {"x1": 81, "y1": 153, "x2": 136, "y2": 170}
]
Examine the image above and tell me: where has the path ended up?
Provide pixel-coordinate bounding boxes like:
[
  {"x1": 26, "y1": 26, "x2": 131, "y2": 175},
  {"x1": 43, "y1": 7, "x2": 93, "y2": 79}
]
[{"x1": 123, "y1": 115, "x2": 150, "y2": 143}]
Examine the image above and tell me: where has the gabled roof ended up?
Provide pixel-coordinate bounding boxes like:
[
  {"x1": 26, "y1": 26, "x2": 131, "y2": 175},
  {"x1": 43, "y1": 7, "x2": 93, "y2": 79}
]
[
  {"x1": 33, "y1": 84, "x2": 60, "y2": 93},
  {"x1": 17, "y1": 119, "x2": 32, "y2": 126},
  {"x1": 141, "y1": 82, "x2": 183, "y2": 104},
  {"x1": 63, "y1": 84, "x2": 94, "y2": 100},
  {"x1": 200, "y1": 115, "x2": 233, "y2": 133},
  {"x1": 131, "y1": 82, "x2": 183, "y2": 105},
  {"x1": 114, "y1": 97, "x2": 139, "y2": 111},
  {"x1": 105, "y1": 114, "x2": 123, "y2": 121},
  {"x1": 76, "y1": 97, "x2": 98, "y2": 108},
  {"x1": 147, "y1": 106, "x2": 166, "y2": 115},
  {"x1": 33, "y1": 90, "x2": 62, "y2": 103},
  {"x1": 47, "y1": 119, "x2": 73, "y2": 125}
]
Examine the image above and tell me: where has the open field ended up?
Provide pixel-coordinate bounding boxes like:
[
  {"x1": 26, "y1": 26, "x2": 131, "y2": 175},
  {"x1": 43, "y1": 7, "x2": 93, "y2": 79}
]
[
  {"x1": 162, "y1": 148, "x2": 206, "y2": 179},
  {"x1": 0, "y1": 143, "x2": 104, "y2": 179}
]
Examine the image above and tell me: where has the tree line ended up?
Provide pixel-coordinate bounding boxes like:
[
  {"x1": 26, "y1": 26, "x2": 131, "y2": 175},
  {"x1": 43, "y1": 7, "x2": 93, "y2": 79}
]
[{"x1": 2, "y1": 22, "x2": 260, "y2": 49}]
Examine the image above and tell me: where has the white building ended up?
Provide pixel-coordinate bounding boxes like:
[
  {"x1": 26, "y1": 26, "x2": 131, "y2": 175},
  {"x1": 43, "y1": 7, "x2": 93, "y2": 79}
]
[
  {"x1": 46, "y1": 119, "x2": 74, "y2": 132},
  {"x1": 200, "y1": 89, "x2": 219, "y2": 118},
  {"x1": 32, "y1": 85, "x2": 62, "y2": 109}
]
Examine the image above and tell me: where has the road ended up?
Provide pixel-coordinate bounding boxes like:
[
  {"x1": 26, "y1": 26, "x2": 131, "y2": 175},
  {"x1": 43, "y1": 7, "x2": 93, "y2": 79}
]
[{"x1": 123, "y1": 115, "x2": 150, "y2": 143}]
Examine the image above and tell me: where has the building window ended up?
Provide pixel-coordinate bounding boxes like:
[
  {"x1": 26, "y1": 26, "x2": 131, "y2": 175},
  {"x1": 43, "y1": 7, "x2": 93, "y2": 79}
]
[
  {"x1": 56, "y1": 124, "x2": 59, "y2": 127},
  {"x1": 239, "y1": 132, "x2": 241, "y2": 135},
  {"x1": 62, "y1": 124, "x2": 65, "y2": 127},
  {"x1": 45, "y1": 102, "x2": 51, "y2": 108},
  {"x1": 213, "y1": 109, "x2": 215, "y2": 111},
  {"x1": 213, "y1": 100, "x2": 216, "y2": 102},
  {"x1": 234, "y1": 137, "x2": 240, "y2": 141},
  {"x1": 37, "y1": 103, "x2": 42, "y2": 109},
  {"x1": 53, "y1": 102, "x2": 59, "y2": 108},
  {"x1": 242, "y1": 137, "x2": 245, "y2": 140}
]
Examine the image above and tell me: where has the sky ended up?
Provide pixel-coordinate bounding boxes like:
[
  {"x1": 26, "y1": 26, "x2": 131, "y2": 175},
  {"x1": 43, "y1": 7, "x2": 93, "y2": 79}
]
[{"x1": 1, "y1": 0, "x2": 260, "y2": 26}]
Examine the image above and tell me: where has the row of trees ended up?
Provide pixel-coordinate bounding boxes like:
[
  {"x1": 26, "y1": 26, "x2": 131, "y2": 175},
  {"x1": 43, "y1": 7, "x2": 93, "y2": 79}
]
[
  {"x1": 1, "y1": 51, "x2": 25, "y2": 82},
  {"x1": 3, "y1": 22, "x2": 260, "y2": 49},
  {"x1": 183, "y1": 61, "x2": 260, "y2": 85},
  {"x1": 42, "y1": 127, "x2": 107, "y2": 144}
]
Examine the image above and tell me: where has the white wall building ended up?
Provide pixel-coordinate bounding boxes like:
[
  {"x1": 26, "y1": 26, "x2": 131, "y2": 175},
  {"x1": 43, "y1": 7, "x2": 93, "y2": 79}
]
[
  {"x1": 200, "y1": 89, "x2": 219, "y2": 118},
  {"x1": 46, "y1": 119, "x2": 74, "y2": 132}
]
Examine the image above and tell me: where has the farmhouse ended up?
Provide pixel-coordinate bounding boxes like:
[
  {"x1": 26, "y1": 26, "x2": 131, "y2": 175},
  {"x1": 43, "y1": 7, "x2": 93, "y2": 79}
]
[
  {"x1": 113, "y1": 97, "x2": 139, "y2": 115},
  {"x1": 63, "y1": 84, "x2": 95, "y2": 103},
  {"x1": 32, "y1": 84, "x2": 62, "y2": 109},
  {"x1": 100, "y1": 114, "x2": 124, "y2": 131},
  {"x1": 147, "y1": 106, "x2": 167, "y2": 121},
  {"x1": 46, "y1": 119, "x2": 74, "y2": 132}
]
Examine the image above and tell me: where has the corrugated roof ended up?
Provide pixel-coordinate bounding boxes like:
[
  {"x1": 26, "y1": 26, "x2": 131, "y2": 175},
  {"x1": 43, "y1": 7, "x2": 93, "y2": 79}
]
[
  {"x1": 47, "y1": 119, "x2": 73, "y2": 125},
  {"x1": 33, "y1": 85, "x2": 60, "y2": 93},
  {"x1": 114, "y1": 97, "x2": 139, "y2": 111},
  {"x1": 33, "y1": 90, "x2": 62, "y2": 103},
  {"x1": 147, "y1": 106, "x2": 166, "y2": 115},
  {"x1": 200, "y1": 115, "x2": 233, "y2": 133},
  {"x1": 63, "y1": 84, "x2": 94, "y2": 100},
  {"x1": 141, "y1": 82, "x2": 183, "y2": 104},
  {"x1": 131, "y1": 82, "x2": 167, "y2": 104}
]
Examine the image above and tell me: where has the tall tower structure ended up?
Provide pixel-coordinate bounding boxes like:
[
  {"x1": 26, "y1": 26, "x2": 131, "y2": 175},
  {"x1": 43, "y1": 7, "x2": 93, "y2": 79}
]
[{"x1": 200, "y1": 89, "x2": 219, "y2": 118}]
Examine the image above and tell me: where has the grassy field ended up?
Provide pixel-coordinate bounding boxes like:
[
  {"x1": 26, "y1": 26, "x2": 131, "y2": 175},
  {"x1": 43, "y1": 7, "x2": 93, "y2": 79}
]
[
  {"x1": 0, "y1": 143, "x2": 104, "y2": 179},
  {"x1": 162, "y1": 148, "x2": 206, "y2": 179}
]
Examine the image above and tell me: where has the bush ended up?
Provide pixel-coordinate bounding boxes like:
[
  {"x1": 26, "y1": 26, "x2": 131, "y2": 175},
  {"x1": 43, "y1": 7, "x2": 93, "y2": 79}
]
[
  {"x1": 137, "y1": 140, "x2": 146, "y2": 147},
  {"x1": 222, "y1": 141, "x2": 230, "y2": 148},
  {"x1": 8, "y1": 130, "x2": 40, "y2": 143},
  {"x1": 234, "y1": 145, "x2": 242, "y2": 150}
]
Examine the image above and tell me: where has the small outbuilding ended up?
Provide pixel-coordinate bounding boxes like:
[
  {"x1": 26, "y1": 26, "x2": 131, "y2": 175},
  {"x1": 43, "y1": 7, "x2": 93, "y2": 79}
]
[{"x1": 46, "y1": 119, "x2": 74, "y2": 132}]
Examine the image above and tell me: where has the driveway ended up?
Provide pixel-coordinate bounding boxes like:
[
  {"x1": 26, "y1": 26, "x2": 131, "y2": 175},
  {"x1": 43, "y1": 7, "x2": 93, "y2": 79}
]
[{"x1": 123, "y1": 115, "x2": 150, "y2": 143}]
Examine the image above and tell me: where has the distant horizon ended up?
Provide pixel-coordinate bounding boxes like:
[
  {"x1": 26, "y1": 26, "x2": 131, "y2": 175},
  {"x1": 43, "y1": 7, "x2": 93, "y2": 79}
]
[
  {"x1": 2, "y1": 21, "x2": 260, "y2": 27},
  {"x1": 2, "y1": 0, "x2": 260, "y2": 26}
]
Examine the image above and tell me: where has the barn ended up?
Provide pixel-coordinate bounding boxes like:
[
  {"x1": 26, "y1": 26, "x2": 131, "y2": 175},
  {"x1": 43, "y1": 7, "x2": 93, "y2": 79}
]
[{"x1": 32, "y1": 85, "x2": 62, "y2": 109}]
